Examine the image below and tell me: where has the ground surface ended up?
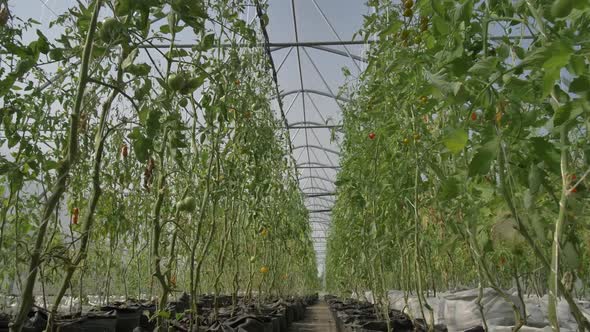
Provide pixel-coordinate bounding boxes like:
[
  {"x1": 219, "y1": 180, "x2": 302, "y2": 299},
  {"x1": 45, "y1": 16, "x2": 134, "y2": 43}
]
[{"x1": 288, "y1": 301, "x2": 336, "y2": 332}]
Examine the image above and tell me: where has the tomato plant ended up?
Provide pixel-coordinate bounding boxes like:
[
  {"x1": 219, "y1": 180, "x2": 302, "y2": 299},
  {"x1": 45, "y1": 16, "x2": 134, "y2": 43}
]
[
  {"x1": 0, "y1": 1, "x2": 318, "y2": 331},
  {"x1": 327, "y1": 0, "x2": 590, "y2": 331}
]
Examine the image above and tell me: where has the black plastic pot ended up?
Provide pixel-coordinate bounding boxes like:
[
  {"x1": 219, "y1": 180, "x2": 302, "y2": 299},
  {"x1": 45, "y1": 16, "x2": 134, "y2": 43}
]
[
  {"x1": 137, "y1": 311, "x2": 155, "y2": 332},
  {"x1": 23, "y1": 310, "x2": 48, "y2": 332},
  {"x1": 101, "y1": 305, "x2": 142, "y2": 332},
  {"x1": 271, "y1": 313, "x2": 286, "y2": 332},
  {"x1": 114, "y1": 308, "x2": 141, "y2": 332},
  {"x1": 55, "y1": 313, "x2": 117, "y2": 332},
  {"x1": 0, "y1": 313, "x2": 10, "y2": 332}
]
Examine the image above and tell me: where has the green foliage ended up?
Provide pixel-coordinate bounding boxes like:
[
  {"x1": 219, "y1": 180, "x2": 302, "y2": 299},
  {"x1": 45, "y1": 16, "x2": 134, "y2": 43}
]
[
  {"x1": 326, "y1": 1, "x2": 590, "y2": 327},
  {"x1": 0, "y1": 0, "x2": 318, "y2": 320}
]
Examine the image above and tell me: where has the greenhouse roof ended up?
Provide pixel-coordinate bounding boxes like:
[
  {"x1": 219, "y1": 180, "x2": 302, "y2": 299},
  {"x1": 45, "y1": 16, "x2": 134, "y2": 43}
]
[{"x1": 263, "y1": 0, "x2": 368, "y2": 275}]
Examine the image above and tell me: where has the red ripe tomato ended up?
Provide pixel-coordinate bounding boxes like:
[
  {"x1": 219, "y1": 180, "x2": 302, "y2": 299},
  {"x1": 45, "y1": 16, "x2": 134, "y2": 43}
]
[
  {"x1": 471, "y1": 112, "x2": 477, "y2": 121},
  {"x1": 571, "y1": 187, "x2": 578, "y2": 193},
  {"x1": 72, "y1": 207, "x2": 80, "y2": 225},
  {"x1": 368, "y1": 132, "x2": 376, "y2": 140}
]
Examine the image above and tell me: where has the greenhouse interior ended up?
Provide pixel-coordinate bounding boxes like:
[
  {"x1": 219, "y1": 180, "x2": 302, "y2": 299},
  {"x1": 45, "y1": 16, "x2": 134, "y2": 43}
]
[{"x1": 0, "y1": 0, "x2": 589, "y2": 331}]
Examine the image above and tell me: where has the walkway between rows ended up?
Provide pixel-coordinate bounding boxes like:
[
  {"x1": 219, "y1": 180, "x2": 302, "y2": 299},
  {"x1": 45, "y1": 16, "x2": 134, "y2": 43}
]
[{"x1": 288, "y1": 301, "x2": 336, "y2": 332}]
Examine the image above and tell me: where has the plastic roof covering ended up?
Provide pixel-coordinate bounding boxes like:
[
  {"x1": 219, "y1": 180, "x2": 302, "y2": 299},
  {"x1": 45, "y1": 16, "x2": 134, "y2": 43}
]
[
  {"x1": 12, "y1": 0, "x2": 370, "y2": 276},
  {"x1": 263, "y1": 0, "x2": 368, "y2": 277}
]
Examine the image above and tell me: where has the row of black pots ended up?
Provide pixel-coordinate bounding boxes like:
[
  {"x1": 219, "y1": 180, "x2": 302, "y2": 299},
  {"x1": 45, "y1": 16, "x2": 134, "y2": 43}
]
[
  {"x1": 325, "y1": 295, "x2": 447, "y2": 332},
  {"x1": 0, "y1": 304, "x2": 154, "y2": 332},
  {"x1": 189, "y1": 294, "x2": 318, "y2": 332},
  {"x1": 0, "y1": 294, "x2": 318, "y2": 332}
]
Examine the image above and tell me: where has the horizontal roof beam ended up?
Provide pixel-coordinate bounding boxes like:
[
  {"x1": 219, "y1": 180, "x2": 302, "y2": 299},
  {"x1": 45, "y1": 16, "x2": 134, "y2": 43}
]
[
  {"x1": 297, "y1": 162, "x2": 340, "y2": 169},
  {"x1": 309, "y1": 209, "x2": 332, "y2": 213},
  {"x1": 138, "y1": 40, "x2": 374, "y2": 50},
  {"x1": 276, "y1": 89, "x2": 350, "y2": 102},
  {"x1": 304, "y1": 192, "x2": 336, "y2": 198},
  {"x1": 298, "y1": 166, "x2": 340, "y2": 169},
  {"x1": 287, "y1": 121, "x2": 342, "y2": 129},
  {"x1": 308, "y1": 45, "x2": 367, "y2": 62},
  {"x1": 139, "y1": 36, "x2": 533, "y2": 51},
  {"x1": 288, "y1": 124, "x2": 342, "y2": 129}
]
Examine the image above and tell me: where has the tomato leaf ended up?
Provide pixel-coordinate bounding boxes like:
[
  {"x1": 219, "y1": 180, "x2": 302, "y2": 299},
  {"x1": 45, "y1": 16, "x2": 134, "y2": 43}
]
[
  {"x1": 530, "y1": 137, "x2": 560, "y2": 173},
  {"x1": 121, "y1": 48, "x2": 138, "y2": 70},
  {"x1": 569, "y1": 76, "x2": 589, "y2": 94},
  {"x1": 468, "y1": 140, "x2": 497, "y2": 177},
  {"x1": 127, "y1": 127, "x2": 152, "y2": 163},
  {"x1": 439, "y1": 176, "x2": 460, "y2": 200},
  {"x1": 443, "y1": 128, "x2": 468, "y2": 154},
  {"x1": 468, "y1": 56, "x2": 499, "y2": 76},
  {"x1": 125, "y1": 63, "x2": 151, "y2": 76},
  {"x1": 200, "y1": 33, "x2": 215, "y2": 51},
  {"x1": 453, "y1": 0, "x2": 473, "y2": 23},
  {"x1": 426, "y1": 71, "x2": 462, "y2": 96},
  {"x1": 542, "y1": 41, "x2": 573, "y2": 71}
]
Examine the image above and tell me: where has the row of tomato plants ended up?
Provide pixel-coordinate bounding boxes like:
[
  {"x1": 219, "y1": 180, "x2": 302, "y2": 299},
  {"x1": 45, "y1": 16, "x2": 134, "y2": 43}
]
[
  {"x1": 326, "y1": 0, "x2": 589, "y2": 331},
  {"x1": 0, "y1": 1, "x2": 318, "y2": 331}
]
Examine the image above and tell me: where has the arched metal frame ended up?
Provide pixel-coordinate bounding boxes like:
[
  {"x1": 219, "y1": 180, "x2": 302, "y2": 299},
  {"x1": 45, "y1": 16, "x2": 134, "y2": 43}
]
[
  {"x1": 276, "y1": 89, "x2": 350, "y2": 103},
  {"x1": 287, "y1": 121, "x2": 342, "y2": 130},
  {"x1": 301, "y1": 186, "x2": 333, "y2": 193},
  {"x1": 296, "y1": 162, "x2": 340, "y2": 169},
  {"x1": 257, "y1": 0, "x2": 365, "y2": 274},
  {"x1": 293, "y1": 145, "x2": 340, "y2": 156}
]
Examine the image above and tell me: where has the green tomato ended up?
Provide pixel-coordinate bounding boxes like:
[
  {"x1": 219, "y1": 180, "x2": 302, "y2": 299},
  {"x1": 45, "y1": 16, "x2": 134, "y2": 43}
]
[
  {"x1": 179, "y1": 98, "x2": 188, "y2": 108},
  {"x1": 185, "y1": 77, "x2": 203, "y2": 91},
  {"x1": 100, "y1": 18, "x2": 126, "y2": 44},
  {"x1": 551, "y1": 0, "x2": 574, "y2": 18},
  {"x1": 49, "y1": 48, "x2": 64, "y2": 61},
  {"x1": 178, "y1": 197, "x2": 196, "y2": 212},
  {"x1": 179, "y1": 74, "x2": 201, "y2": 95},
  {"x1": 167, "y1": 73, "x2": 186, "y2": 91},
  {"x1": 115, "y1": 0, "x2": 132, "y2": 16},
  {"x1": 15, "y1": 58, "x2": 36, "y2": 76}
]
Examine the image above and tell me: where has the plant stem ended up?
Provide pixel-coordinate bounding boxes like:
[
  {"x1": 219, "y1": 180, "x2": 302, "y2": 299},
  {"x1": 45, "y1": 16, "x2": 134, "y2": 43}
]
[
  {"x1": 152, "y1": 127, "x2": 170, "y2": 329},
  {"x1": 497, "y1": 127, "x2": 590, "y2": 330},
  {"x1": 410, "y1": 109, "x2": 434, "y2": 331},
  {"x1": 45, "y1": 49, "x2": 125, "y2": 331},
  {"x1": 465, "y1": 227, "x2": 523, "y2": 331},
  {"x1": 10, "y1": 1, "x2": 102, "y2": 330},
  {"x1": 548, "y1": 125, "x2": 569, "y2": 332}
]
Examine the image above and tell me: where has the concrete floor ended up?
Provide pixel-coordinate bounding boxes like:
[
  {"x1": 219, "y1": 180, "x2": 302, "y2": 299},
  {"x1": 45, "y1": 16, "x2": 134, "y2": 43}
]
[{"x1": 288, "y1": 302, "x2": 337, "y2": 332}]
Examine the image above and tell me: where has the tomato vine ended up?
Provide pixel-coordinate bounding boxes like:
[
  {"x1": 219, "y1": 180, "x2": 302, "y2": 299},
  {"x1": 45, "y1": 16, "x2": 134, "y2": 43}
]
[
  {"x1": 0, "y1": 1, "x2": 318, "y2": 331},
  {"x1": 326, "y1": 0, "x2": 590, "y2": 331}
]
